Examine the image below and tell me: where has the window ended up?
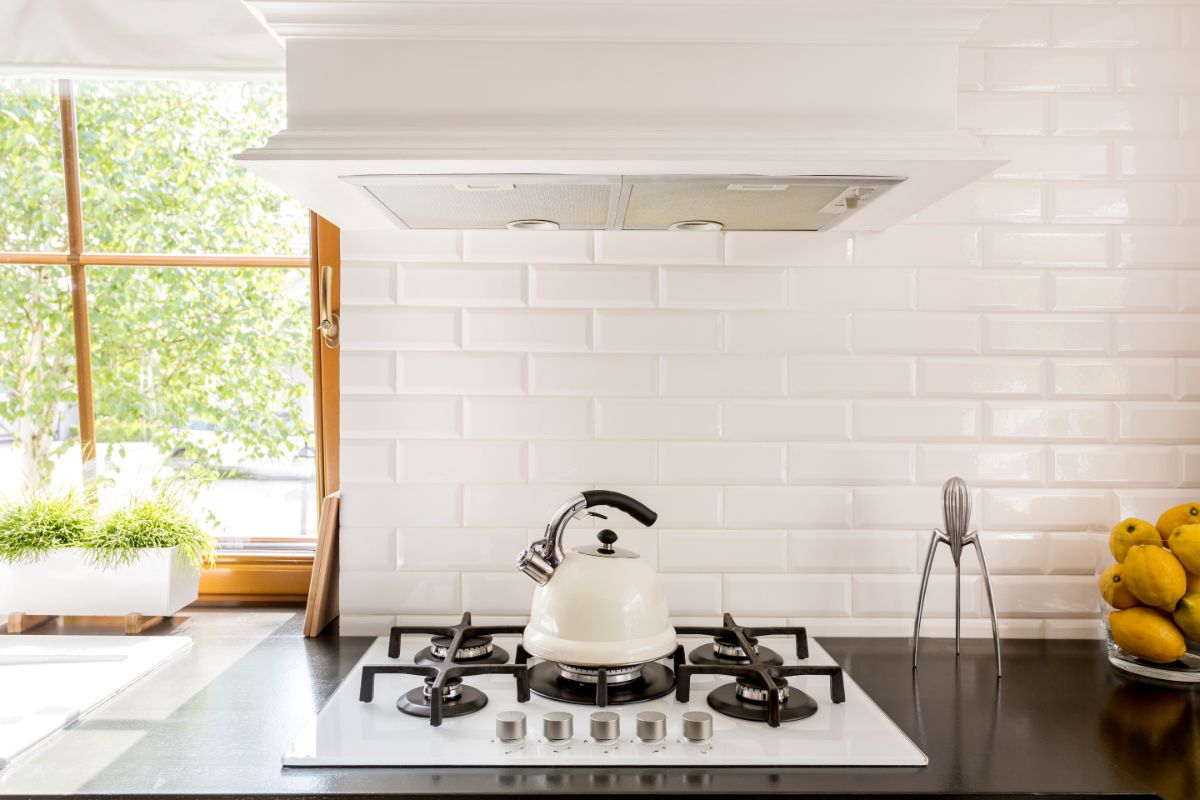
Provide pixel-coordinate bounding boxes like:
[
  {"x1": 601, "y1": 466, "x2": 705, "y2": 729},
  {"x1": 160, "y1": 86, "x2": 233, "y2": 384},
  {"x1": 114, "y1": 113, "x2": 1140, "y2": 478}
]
[{"x1": 0, "y1": 79, "x2": 329, "y2": 597}]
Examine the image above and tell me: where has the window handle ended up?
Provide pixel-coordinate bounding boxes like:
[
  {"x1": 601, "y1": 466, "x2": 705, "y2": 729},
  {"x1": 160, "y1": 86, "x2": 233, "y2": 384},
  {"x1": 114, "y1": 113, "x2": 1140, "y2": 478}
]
[{"x1": 318, "y1": 265, "x2": 339, "y2": 348}]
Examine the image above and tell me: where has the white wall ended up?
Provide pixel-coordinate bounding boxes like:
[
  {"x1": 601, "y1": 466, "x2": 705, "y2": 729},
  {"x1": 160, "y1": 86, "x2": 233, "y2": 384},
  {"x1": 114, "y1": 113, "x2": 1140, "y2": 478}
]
[{"x1": 336, "y1": 0, "x2": 1200, "y2": 639}]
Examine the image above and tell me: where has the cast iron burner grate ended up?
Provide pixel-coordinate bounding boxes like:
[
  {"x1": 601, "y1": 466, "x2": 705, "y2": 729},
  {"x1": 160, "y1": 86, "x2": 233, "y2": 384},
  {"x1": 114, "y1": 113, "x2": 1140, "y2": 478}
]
[
  {"x1": 675, "y1": 613, "x2": 845, "y2": 727},
  {"x1": 522, "y1": 645, "x2": 685, "y2": 707},
  {"x1": 358, "y1": 612, "x2": 530, "y2": 726}
]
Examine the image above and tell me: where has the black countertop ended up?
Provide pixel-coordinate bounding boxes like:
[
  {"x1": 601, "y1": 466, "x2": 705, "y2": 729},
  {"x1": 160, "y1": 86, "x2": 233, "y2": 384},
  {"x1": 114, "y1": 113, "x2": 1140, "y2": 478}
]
[{"x1": 1, "y1": 608, "x2": 1195, "y2": 799}]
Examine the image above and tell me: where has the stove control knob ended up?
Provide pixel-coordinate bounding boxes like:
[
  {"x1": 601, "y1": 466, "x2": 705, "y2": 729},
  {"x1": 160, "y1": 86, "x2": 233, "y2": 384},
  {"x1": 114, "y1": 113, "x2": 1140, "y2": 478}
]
[
  {"x1": 590, "y1": 711, "x2": 620, "y2": 744},
  {"x1": 543, "y1": 711, "x2": 573, "y2": 745},
  {"x1": 682, "y1": 711, "x2": 713, "y2": 744},
  {"x1": 496, "y1": 711, "x2": 526, "y2": 743},
  {"x1": 636, "y1": 710, "x2": 667, "y2": 744}
]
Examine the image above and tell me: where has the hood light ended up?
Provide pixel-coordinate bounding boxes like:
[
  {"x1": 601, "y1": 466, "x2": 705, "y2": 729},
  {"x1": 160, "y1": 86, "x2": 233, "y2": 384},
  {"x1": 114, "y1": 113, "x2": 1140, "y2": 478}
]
[
  {"x1": 669, "y1": 220, "x2": 724, "y2": 232},
  {"x1": 506, "y1": 219, "x2": 560, "y2": 230}
]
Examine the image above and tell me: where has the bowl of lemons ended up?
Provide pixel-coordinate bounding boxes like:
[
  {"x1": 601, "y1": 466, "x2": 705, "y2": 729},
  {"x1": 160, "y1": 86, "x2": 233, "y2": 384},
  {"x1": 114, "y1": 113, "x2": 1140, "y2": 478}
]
[{"x1": 1100, "y1": 502, "x2": 1200, "y2": 682}]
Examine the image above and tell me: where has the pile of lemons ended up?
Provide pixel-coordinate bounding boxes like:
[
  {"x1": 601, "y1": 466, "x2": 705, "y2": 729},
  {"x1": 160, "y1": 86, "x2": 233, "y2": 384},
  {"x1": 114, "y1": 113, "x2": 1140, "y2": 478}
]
[{"x1": 1101, "y1": 503, "x2": 1200, "y2": 663}]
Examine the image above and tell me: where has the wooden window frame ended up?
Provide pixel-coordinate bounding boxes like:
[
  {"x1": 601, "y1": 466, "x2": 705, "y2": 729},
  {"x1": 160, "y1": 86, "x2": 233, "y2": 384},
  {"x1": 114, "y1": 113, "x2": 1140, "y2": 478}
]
[{"x1": 1, "y1": 78, "x2": 339, "y2": 601}]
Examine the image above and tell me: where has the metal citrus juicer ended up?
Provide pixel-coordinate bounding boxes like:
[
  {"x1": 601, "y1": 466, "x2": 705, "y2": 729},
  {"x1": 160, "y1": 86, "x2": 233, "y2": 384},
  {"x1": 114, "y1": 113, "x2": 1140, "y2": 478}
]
[{"x1": 912, "y1": 477, "x2": 1002, "y2": 677}]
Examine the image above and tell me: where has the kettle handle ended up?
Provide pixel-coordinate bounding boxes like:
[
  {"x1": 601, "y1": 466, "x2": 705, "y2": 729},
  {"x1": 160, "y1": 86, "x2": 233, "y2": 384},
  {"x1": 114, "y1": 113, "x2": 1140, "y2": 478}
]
[{"x1": 582, "y1": 490, "x2": 658, "y2": 528}]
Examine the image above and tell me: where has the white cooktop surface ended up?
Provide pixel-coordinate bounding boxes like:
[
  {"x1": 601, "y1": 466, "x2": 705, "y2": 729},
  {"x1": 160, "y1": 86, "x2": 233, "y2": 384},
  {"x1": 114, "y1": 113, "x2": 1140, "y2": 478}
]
[{"x1": 284, "y1": 634, "x2": 927, "y2": 767}]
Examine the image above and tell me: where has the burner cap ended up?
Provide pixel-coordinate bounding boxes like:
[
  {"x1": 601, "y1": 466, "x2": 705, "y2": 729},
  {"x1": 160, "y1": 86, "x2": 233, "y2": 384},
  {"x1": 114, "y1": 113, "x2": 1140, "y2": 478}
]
[
  {"x1": 557, "y1": 662, "x2": 644, "y2": 686},
  {"x1": 429, "y1": 633, "x2": 494, "y2": 661},
  {"x1": 735, "y1": 675, "x2": 790, "y2": 704},
  {"x1": 713, "y1": 632, "x2": 760, "y2": 659},
  {"x1": 423, "y1": 676, "x2": 463, "y2": 700}
]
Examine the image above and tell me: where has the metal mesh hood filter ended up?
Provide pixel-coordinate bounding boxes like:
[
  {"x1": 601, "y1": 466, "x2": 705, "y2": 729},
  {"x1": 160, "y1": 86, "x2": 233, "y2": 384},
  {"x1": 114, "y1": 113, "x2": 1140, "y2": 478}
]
[
  {"x1": 622, "y1": 181, "x2": 847, "y2": 232},
  {"x1": 361, "y1": 181, "x2": 615, "y2": 230}
]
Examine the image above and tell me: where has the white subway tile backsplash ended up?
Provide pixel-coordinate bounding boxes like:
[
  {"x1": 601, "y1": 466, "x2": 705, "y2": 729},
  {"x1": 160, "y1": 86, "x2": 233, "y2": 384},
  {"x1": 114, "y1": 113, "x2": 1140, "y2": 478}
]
[
  {"x1": 660, "y1": 267, "x2": 786, "y2": 309},
  {"x1": 337, "y1": 6, "x2": 1200, "y2": 635},
  {"x1": 530, "y1": 265, "x2": 654, "y2": 307}
]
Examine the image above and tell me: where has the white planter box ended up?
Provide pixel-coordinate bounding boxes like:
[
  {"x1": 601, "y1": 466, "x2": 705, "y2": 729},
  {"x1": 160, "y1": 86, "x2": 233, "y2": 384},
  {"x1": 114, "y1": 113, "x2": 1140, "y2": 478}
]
[{"x1": 0, "y1": 547, "x2": 199, "y2": 617}]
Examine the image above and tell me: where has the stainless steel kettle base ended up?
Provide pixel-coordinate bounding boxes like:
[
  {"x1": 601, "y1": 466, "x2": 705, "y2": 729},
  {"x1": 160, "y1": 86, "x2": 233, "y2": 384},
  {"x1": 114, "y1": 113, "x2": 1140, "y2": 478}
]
[{"x1": 528, "y1": 661, "x2": 675, "y2": 706}]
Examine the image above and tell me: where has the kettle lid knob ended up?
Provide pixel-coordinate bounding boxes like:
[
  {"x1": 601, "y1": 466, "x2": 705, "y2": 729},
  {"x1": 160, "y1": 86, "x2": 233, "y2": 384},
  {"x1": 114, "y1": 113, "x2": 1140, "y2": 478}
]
[{"x1": 597, "y1": 529, "x2": 618, "y2": 553}]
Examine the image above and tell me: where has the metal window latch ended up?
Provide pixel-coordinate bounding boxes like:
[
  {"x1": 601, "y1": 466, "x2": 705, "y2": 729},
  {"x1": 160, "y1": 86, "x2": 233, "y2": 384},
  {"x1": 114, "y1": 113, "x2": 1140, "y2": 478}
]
[{"x1": 318, "y1": 264, "x2": 339, "y2": 348}]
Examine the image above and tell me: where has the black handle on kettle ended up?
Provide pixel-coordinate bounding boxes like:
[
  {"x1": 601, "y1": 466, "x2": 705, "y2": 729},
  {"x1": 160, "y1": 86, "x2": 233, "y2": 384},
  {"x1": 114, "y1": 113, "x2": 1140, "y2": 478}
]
[{"x1": 581, "y1": 490, "x2": 658, "y2": 527}]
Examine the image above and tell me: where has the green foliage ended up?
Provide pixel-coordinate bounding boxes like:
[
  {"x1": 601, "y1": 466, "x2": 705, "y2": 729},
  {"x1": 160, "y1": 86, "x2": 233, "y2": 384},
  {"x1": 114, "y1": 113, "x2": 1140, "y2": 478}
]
[
  {"x1": 87, "y1": 485, "x2": 216, "y2": 571},
  {"x1": 0, "y1": 78, "x2": 312, "y2": 493},
  {"x1": 0, "y1": 491, "x2": 95, "y2": 564}
]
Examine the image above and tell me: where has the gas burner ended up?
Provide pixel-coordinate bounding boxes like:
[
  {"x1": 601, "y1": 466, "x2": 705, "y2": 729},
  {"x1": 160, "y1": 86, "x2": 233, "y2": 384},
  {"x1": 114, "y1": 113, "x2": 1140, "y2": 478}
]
[
  {"x1": 360, "y1": 612, "x2": 529, "y2": 726},
  {"x1": 523, "y1": 646, "x2": 684, "y2": 707},
  {"x1": 675, "y1": 613, "x2": 845, "y2": 727},
  {"x1": 415, "y1": 632, "x2": 510, "y2": 665},
  {"x1": 395, "y1": 676, "x2": 489, "y2": 719}
]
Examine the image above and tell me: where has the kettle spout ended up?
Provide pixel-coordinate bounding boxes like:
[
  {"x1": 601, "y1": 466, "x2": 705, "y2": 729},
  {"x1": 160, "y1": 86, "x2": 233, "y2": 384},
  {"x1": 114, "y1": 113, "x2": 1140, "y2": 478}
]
[{"x1": 517, "y1": 543, "x2": 555, "y2": 585}]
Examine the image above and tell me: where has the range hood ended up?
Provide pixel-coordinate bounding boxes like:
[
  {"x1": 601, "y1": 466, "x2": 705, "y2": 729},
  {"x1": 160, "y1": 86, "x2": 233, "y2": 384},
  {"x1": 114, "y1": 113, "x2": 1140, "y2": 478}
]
[{"x1": 238, "y1": 0, "x2": 1008, "y2": 233}]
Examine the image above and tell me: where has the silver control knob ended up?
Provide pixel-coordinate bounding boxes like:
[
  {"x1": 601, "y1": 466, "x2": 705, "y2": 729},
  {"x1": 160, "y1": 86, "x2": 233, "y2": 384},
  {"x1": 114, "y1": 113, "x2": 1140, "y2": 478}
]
[
  {"x1": 590, "y1": 711, "x2": 620, "y2": 744},
  {"x1": 636, "y1": 710, "x2": 667, "y2": 744},
  {"x1": 495, "y1": 710, "x2": 526, "y2": 742},
  {"x1": 682, "y1": 711, "x2": 713, "y2": 743},
  {"x1": 543, "y1": 711, "x2": 573, "y2": 744}
]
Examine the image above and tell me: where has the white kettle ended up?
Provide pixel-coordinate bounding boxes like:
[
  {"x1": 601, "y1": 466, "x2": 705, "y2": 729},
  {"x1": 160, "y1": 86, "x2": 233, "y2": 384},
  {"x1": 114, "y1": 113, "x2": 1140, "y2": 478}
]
[{"x1": 517, "y1": 490, "x2": 676, "y2": 667}]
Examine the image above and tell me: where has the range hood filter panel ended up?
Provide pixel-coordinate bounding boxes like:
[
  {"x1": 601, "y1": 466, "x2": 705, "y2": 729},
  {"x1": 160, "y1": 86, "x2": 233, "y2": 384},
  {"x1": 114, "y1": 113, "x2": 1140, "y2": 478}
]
[{"x1": 623, "y1": 180, "x2": 848, "y2": 232}]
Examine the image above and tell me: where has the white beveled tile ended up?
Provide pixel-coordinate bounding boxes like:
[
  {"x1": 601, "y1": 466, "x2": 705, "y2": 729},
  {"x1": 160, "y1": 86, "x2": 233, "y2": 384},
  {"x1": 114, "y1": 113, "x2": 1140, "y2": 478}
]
[
  {"x1": 341, "y1": 262, "x2": 397, "y2": 305},
  {"x1": 464, "y1": 396, "x2": 591, "y2": 439},
  {"x1": 725, "y1": 486, "x2": 853, "y2": 529},
  {"x1": 989, "y1": 576, "x2": 1096, "y2": 618},
  {"x1": 341, "y1": 484, "x2": 461, "y2": 528},
  {"x1": 461, "y1": 573, "x2": 535, "y2": 615},
  {"x1": 1045, "y1": 532, "x2": 1102, "y2": 575},
  {"x1": 398, "y1": 529, "x2": 528, "y2": 572},
  {"x1": 1182, "y1": 360, "x2": 1200, "y2": 401},
  {"x1": 660, "y1": 266, "x2": 786, "y2": 309},
  {"x1": 341, "y1": 440, "x2": 398, "y2": 483},
  {"x1": 595, "y1": 310, "x2": 721, "y2": 353},
  {"x1": 789, "y1": 357, "x2": 915, "y2": 398},
  {"x1": 1051, "y1": 446, "x2": 1175, "y2": 487},
  {"x1": 959, "y1": 93, "x2": 1047, "y2": 135},
  {"x1": 987, "y1": 140, "x2": 1109, "y2": 181},
  {"x1": 463, "y1": 308, "x2": 590, "y2": 351},
  {"x1": 1053, "y1": 95, "x2": 1178, "y2": 136},
  {"x1": 341, "y1": 396, "x2": 460, "y2": 438},
  {"x1": 594, "y1": 230, "x2": 723, "y2": 265},
  {"x1": 399, "y1": 263, "x2": 526, "y2": 306},
  {"x1": 854, "y1": 486, "x2": 980, "y2": 529},
  {"x1": 984, "y1": 315, "x2": 1109, "y2": 355},
  {"x1": 959, "y1": 48, "x2": 985, "y2": 91},
  {"x1": 788, "y1": 531, "x2": 918, "y2": 574},
  {"x1": 1052, "y1": 272, "x2": 1175, "y2": 312},
  {"x1": 917, "y1": 445, "x2": 1045, "y2": 485},
  {"x1": 725, "y1": 311, "x2": 849, "y2": 353},
  {"x1": 1118, "y1": 227, "x2": 1200, "y2": 267},
  {"x1": 660, "y1": 443, "x2": 785, "y2": 485},
  {"x1": 854, "y1": 401, "x2": 980, "y2": 441},
  {"x1": 918, "y1": 270, "x2": 1044, "y2": 311},
  {"x1": 982, "y1": 489, "x2": 1110, "y2": 530},
  {"x1": 401, "y1": 441, "x2": 525, "y2": 484},
  {"x1": 659, "y1": 574, "x2": 723, "y2": 616},
  {"x1": 1119, "y1": 51, "x2": 1200, "y2": 93},
  {"x1": 1181, "y1": 448, "x2": 1200, "y2": 488},
  {"x1": 530, "y1": 353, "x2": 657, "y2": 396},
  {"x1": 986, "y1": 49, "x2": 1111, "y2": 92},
  {"x1": 661, "y1": 354, "x2": 786, "y2": 397},
  {"x1": 788, "y1": 444, "x2": 915, "y2": 485},
  {"x1": 399, "y1": 352, "x2": 525, "y2": 395},
  {"x1": 724, "y1": 400, "x2": 849, "y2": 441},
  {"x1": 1116, "y1": 316, "x2": 1200, "y2": 355},
  {"x1": 660, "y1": 531, "x2": 787, "y2": 573},
  {"x1": 530, "y1": 265, "x2": 654, "y2": 308},
  {"x1": 1119, "y1": 141, "x2": 1200, "y2": 179},
  {"x1": 919, "y1": 357, "x2": 1045, "y2": 397},
  {"x1": 1053, "y1": 183, "x2": 1176, "y2": 225},
  {"x1": 853, "y1": 313, "x2": 980, "y2": 355},
  {"x1": 1051, "y1": 5, "x2": 1179, "y2": 49},
  {"x1": 1181, "y1": 273, "x2": 1200, "y2": 313},
  {"x1": 972, "y1": 3, "x2": 1049, "y2": 47},
  {"x1": 854, "y1": 225, "x2": 981, "y2": 267},
  {"x1": 1117, "y1": 402, "x2": 1200, "y2": 443},
  {"x1": 986, "y1": 227, "x2": 1109, "y2": 267},
  {"x1": 341, "y1": 307, "x2": 458, "y2": 350},
  {"x1": 724, "y1": 232, "x2": 851, "y2": 267},
  {"x1": 530, "y1": 441, "x2": 657, "y2": 483},
  {"x1": 606, "y1": 485, "x2": 723, "y2": 529},
  {"x1": 341, "y1": 229, "x2": 461, "y2": 262},
  {"x1": 852, "y1": 574, "x2": 981, "y2": 619},
  {"x1": 1115, "y1": 490, "x2": 1200, "y2": 523},
  {"x1": 928, "y1": 531, "x2": 1047, "y2": 576},
  {"x1": 343, "y1": 568, "x2": 463, "y2": 614},
  {"x1": 341, "y1": 351, "x2": 397, "y2": 394},
  {"x1": 463, "y1": 230, "x2": 592, "y2": 263},
  {"x1": 986, "y1": 402, "x2": 1108, "y2": 442},
  {"x1": 1182, "y1": 184, "x2": 1200, "y2": 226},
  {"x1": 597, "y1": 399, "x2": 721, "y2": 440},
  {"x1": 1052, "y1": 359, "x2": 1174, "y2": 399},
  {"x1": 464, "y1": 484, "x2": 585, "y2": 528},
  {"x1": 789, "y1": 268, "x2": 914, "y2": 310},
  {"x1": 340, "y1": 527, "x2": 397, "y2": 571},
  {"x1": 725, "y1": 574, "x2": 852, "y2": 617}
]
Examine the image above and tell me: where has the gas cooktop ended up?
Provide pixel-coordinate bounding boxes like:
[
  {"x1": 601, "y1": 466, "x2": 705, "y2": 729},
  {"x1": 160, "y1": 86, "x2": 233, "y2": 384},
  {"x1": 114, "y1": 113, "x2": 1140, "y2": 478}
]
[{"x1": 283, "y1": 614, "x2": 927, "y2": 767}]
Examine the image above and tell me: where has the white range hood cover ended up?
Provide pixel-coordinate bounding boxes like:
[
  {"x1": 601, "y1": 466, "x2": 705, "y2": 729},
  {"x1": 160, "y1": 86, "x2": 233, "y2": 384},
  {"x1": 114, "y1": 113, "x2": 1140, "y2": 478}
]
[{"x1": 238, "y1": 0, "x2": 1008, "y2": 232}]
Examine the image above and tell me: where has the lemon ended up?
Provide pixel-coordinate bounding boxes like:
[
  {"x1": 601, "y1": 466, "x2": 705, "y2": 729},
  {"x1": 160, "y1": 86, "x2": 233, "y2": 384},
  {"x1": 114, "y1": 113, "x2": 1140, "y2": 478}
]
[
  {"x1": 1109, "y1": 518, "x2": 1161, "y2": 562},
  {"x1": 1173, "y1": 593, "x2": 1200, "y2": 642},
  {"x1": 1188, "y1": 572, "x2": 1200, "y2": 594},
  {"x1": 1099, "y1": 563, "x2": 1141, "y2": 609},
  {"x1": 1156, "y1": 502, "x2": 1200, "y2": 541},
  {"x1": 1109, "y1": 607, "x2": 1187, "y2": 663},
  {"x1": 1123, "y1": 545, "x2": 1187, "y2": 609},
  {"x1": 1167, "y1": 524, "x2": 1200, "y2": 574}
]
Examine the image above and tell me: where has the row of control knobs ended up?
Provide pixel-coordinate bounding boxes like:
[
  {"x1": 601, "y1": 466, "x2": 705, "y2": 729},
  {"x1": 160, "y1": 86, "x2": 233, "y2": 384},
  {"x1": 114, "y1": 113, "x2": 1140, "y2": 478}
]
[{"x1": 496, "y1": 710, "x2": 713, "y2": 746}]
